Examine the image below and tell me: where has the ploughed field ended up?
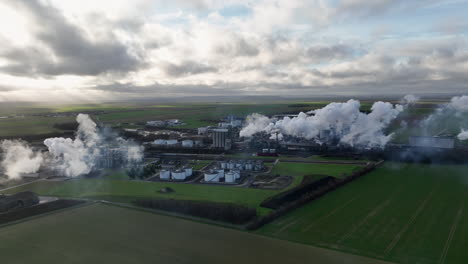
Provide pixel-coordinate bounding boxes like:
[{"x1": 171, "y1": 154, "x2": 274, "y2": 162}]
[
  {"x1": 0, "y1": 202, "x2": 392, "y2": 264},
  {"x1": 257, "y1": 163, "x2": 468, "y2": 264}
]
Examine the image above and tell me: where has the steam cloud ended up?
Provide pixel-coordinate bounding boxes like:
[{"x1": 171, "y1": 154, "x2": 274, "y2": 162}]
[
  {"x1": 240, "y1": 99, "x2": 404, "y2": 149},
  {"x1": 1, "y1": 114, "x2": 143, "y2": 180},
  {"x1": 0, "y1": 140, "x2": 43, "y2": 180}
]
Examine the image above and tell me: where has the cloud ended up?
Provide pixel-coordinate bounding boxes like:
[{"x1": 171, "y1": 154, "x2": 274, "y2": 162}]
[
  {"x1": 0, "y1": 0, "x2": 143, "y2": 76},
  {"x1": 162, "y1": 61, "x2": 218, "y2": 77}
]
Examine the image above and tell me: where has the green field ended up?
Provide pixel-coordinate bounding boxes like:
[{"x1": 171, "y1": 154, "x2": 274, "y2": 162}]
[
  {"x1": 270, "y1": 161, "x2": 362, "y2": 178},
  {"x1": 0, "y1": 203, "x2": 391, "y2": 264},
  {"x1": 257, "y1": 163, "x2": 468, "y2": 264},
  {"x1": 2, "y1": 179, "x2": 280, "y2": 215}
]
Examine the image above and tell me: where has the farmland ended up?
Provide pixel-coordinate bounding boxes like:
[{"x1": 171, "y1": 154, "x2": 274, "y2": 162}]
[
  {"x1": 257, "y1": 163, "x2": 468, "y2": 264},
  {"x1": 0, "y1": 203, "x2": 391, "y2": 264},
  {"x1": 0, "y1": 99, "x2": 439, "y2": 139},
  {"x1": 269, "y1": 162, "x2": 362, "y2": 178}
]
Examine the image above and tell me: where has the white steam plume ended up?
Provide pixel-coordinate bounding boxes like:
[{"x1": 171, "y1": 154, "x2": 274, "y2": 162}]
[
  {"x1": 240, "y1": 99, "x2": 404, "y2": 149},
  {"x1": 401, "y1": 94, "x2": 420, "y2": 105},
  {"x1": 0, "y1": 140, "x2": 43, "y2": 180},
  {"x1": 457, "y1": 130, "x2": 468, "y2": 141},
  {"x1": 44, "y1": 114, "x2": 143, "y2": 177},
  {"x1": 1, "y1": 113, "x2": 144, "y2": 180}
]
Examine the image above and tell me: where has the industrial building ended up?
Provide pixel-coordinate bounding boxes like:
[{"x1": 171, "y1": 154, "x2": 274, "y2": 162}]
[
  {"x1": 212, "y1": 128, "x2": 231, "y2": 150},
  {"x1": 409, "y1": 136, "x2": 455, "y2": 149},
  {"x1": 98, "y1": 147, "x2": 129, "y2": 168}
]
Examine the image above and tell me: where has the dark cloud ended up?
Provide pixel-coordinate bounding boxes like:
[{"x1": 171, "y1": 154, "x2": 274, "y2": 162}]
[
  {"x1": 306, "y1": 44, "x2": 355, "y2": 62},
  {"x1": 214, "y1": 35, "x2": 259, "y2": 57},
  {"x1": 162, "y1": 61, "x2": 217, "y2": 77},
  {"x1": 0, "y1": 0, "x2": 142, "y2": 76}
]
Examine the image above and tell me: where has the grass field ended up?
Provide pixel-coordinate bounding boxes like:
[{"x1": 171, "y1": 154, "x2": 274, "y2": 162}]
[
  {"x1": 0, "y1": 203, "x2": 391, "y2": 264},
  {"x1": 257, "y1": 163, "x2": 468, "y2": 264},
  {"x1": 269, "y1": 161, "x2": 362, "y2": 178},
  {"x1": 2, "y1": 178, "x2": 281, "y2": 215}
]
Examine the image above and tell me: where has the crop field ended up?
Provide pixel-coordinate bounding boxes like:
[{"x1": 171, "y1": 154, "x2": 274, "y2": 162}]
[
  {"x1": 0, "y1": 203, "x2": 391, "y2": 264},
  {"x1": 257, "y1": 163, "x2": 468, "y2": 264},
  {"x1": 269, "y1": 161, "x2": 362, "y2": 178}
]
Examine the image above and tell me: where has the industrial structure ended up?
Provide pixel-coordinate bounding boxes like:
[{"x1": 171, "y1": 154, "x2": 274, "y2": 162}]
[{"x1": 212, "y1": 128, "x2": 231, "y2": 150}]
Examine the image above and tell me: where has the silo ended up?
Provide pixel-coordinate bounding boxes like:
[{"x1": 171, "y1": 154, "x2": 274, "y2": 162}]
[
  {"x1": 160, "y1": 169, "x2": 170, "y2": 179},
  {"x1": 217, "y1": 169, "x2": 225, "y2": 178},
  {"x1": 235, "y1": 162, "x2": 244, "y2": 170},
  {"x1": 166, "y1": 139, "x2": 178, "y2": 146},
  {"x1": 245, "y1": 162, "x2": 253, "y2": 171},
  {"x1": 204, "y1": 171, "x2": 219, "y2": 182},
  {"x1": 225, "y1": 172, "x2": 235, "y2": 183},
  {"x1": 184, "y1": 167, "x2": 193, "y2": 177},
  {"x1": 171, "y1": 170, "x2": 186, "y2": 180}
]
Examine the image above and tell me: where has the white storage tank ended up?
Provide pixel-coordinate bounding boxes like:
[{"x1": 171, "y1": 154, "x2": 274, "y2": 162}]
[
  {"x1": 220, "y1": 161, "x2": 227, "y2": 169},
  {"x1": 204, "y1": 171, "x2": 219, "y2": 182},
  {"x1": 160, "y1": 169, "x2": 170, "y2": 179},
  {"x1": 225, "y1": 172, "x2": 235, "y2": 183},
  {"x1": 166, "y1": 139, "x2": 178, "y2": 145},
  {"x1": 154, "y1": 139, "x2": 166, "y2": 145},
  {"x1": 171, "y1": 170, "x2": 186, "y2": 180},
  {"x1": 235, "y1": 163, "x2": 244, "y2": 170},
  {"x1": 182, "y1": 140, "x2": 194, "y2": 148},
  {"x1": 217, "y1": 169, "x2": 225, "y2": 178},
  {"x1": 245, "y1": 163, "x2": 253, "y2": 170},
  {"x1": 232, "y1": 169, "x2": 241, "y2": 180},
  {"x1": 184, "y1": 167, "x2": 193, "y2": 177},
  {"x1": 228, "y1": 161, "x2": 235, "y2": 169}
]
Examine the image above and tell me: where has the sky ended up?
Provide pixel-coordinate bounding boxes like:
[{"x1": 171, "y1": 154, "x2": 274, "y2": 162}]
[{"x1": 0, "y1": 0, "x2": 467, "y2": 102}]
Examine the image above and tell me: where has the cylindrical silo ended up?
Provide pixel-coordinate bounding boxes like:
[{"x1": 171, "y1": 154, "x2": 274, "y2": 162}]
[
  {"x1": 184, "y1": 167, "x2": 193, "y2": 177},
  {"x1": 204, "y1": 171, "x2": 219, "y2": 182},
  {"x1": 171, "y1": 170, "x2": 186, "y2": 180},
  {"x1": 160, "y1": 169, "x2": 170, "y2": 179},
  {"x1": 225, "y1": 172, "x2": 235, "y2": 183}
]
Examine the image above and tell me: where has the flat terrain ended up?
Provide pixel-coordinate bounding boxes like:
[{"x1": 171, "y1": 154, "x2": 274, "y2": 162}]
[
  {"x1": 0, "y1": 100, "x2": 439, "y2": 139},
  {"x1": 0, "y1": 203, "x2": 392, "y2": 264},
  {"x1": 2, "y1": 178, "x2": 279, "y2": 215},
  {"x1": 257, "y1": 163, "x2": 468, "y2": 264},
  {"x1": 269, "y1": 161, "x2": 361, "y2": 178}
]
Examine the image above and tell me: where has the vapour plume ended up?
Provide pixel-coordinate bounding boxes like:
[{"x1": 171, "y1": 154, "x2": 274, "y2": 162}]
[
  {"x1": 240, "y1": 99, "x2": 404, "y2": 149},
  {"x1": 401, "y1": 94, "x2": 420, "y2": 105},
  {"x1": 1, "y1": 113, "x2": 144, "y2": 180},
  {"x1": 44, "y1": 113, "x2": 144, "y2": 177},
  {"x1": 457, "y1": 130, "x2": 468, "y2": 141},
  {"x1": 420, "y1": 95, "x2": 468, "y2": 137},
  {"x1": 0, "y1": 140, "x2": 43, "y2": 180}
]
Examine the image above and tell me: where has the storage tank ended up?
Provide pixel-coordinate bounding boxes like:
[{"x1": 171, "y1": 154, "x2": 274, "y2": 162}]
[
  {"x1": 232, "y1": 169, "x2": 241, "y2": 180},
  {"x1": 204, "y1": 171, "x2": 219, "y2": 182},
  {"x1": 235, "y1": 162, "x2": 244, "y2": 170},
  {"x1": 228, "y1": 160, "x2": 235, "y2": 169},
  {"x1": 225, "y1": 172, "x2": 235, "y2": 183},
  {"x1": 154, "y1": 139, "x2": 166, "y2": 145},
  {"x1": 217, "y1": 169, "x2": 225, "y2": 178},
  {"x1": 166, "y1": 139, "x2": 178, "y2": 145},
  {"x1": 182, "y1": 140, "x2": 194, "y2": 148},
  {"x1": 245, "y1": 163, "x2": 253, "y2": 170},
  {"x1": 184, "y1": 167, "x2": 193, "y2": 177},
  {"x1": 171, "y1": 170, "x2": 186, "y2": 180},
  {"x1": 220, "y1": 161, "x2": 227, "y2": 169},
  {"x1": 159, "y1": 169, "x2": 170, "y2": 179}
]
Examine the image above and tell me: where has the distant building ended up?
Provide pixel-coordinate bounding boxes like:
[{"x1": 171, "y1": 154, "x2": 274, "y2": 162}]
[
  {"x1": 409, "y1": 136, "x2": 455, "y2": 149},
  {"x1": 146, "y1": 120, "x2": 166, "y2": 127}
]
